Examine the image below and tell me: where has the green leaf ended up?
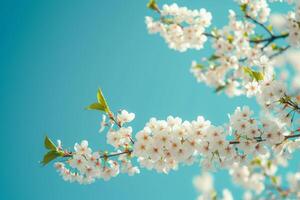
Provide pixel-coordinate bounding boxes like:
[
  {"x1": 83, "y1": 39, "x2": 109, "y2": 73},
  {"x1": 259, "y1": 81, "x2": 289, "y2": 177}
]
[
  {"x1": 215, "y1": 85, "x2": 226, "y2": 93},
  {"x1": 208, "y1": 55, "x2": 220, "y2": 61},
  {"x1": 267, "y1": 160, "x2": 272, "y2": 169},
  {"x1": 41, "y1": 150, "x2": 63, "y2": 166},
  {"x1": 227, "y1": 35, "x2": 234, "y2": 43},
  {"x1": 251, "y1": 34, "x2": 263, "y2": 42},
  {"x1": 243, "y1": 66, "x2": 252, "y2": 75},
  {"x1": 211, "y1": 28, "x2": 219, "y2": 37},
  {"x1": 97, "y1": 88, "x2": 110, "y2": 113},
  {"x1": 193, "y1": 63, "x2": 205, "y2": 70},
  {"x1": 86, "y1": 88, "x2": 110, "y2": 113},
  {"x1": 85, "y1": 102, "x2": 105, "y2": 111},
  {"x1": 161, "y1": 17, "x2": 174, "y2": 25},
  {"x1": 211, "y1": 191, "x2": 217, "y2": 200},
  {"x1": 271, "y1": 176, "x2": 278, "y2": 185},
  {"x1": 147, "y1": 0, "x2": 159, "y2": 12},
  {"x1": 243, "y1": 67, "x2": 264, "y2": 82},
  {"x1": 267, "y1": 25, "x2": 273, "y2": 32},
  {"x1": 250, "y1": 157, "x2": 262, "y2": 166},
  {"x1": 44, "y1": 136, "x2": 56, "y2": 151},
  {"x1": 252, "y1": 71, "x2": 264, "y2": 81},
  {"x1": 240, "y1": 4, "x2": 247, "y2": 13},
  {"x1": 271, "y1": 43, "x2": 278, "y2": 50}
]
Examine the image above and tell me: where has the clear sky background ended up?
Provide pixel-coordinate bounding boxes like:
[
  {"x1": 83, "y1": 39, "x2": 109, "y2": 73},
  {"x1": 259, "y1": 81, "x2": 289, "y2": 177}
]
[{"x1": 0, "y1": 0, "x2": 294, "y2": 199}]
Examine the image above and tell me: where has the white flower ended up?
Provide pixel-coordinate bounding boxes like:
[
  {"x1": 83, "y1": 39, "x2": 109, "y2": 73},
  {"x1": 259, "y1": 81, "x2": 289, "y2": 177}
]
[
  {"x1": 107, "y1": 127, "x2": 132, "y2": 148},
  {"x1": 153, "y1": 131, "x2": 170, "y2": 148},
  {"x1": 245, "y1": 81, "x2": 261, "y2": 97},
  {"x1": 146, "y1": 143, "x2": 163, "y2": 161},
  {"x1": 145, "y1": 4, "x2": 212, "y2": 51},
  {"x1": 69, "y1": 154, "x2": 86, "y2": 171},
  {"x1": 230, "y1": 164, "x2": 250, "y2": 183},
  {"x1": 167, "y1": 116, "x2": 182, "y2": 127},
  {"x1": 238, "y1": 140, "x2": 255, "y2": 154},
  {"x1": 287, "y1": 172, "x2": 300, "y2": 192},
  {"x1": 135, "y1": 127, "x2": 152, "y2": 144},
  {"x1": 138, "y1": 157, "x2": 154, "y2": 170},
  {"x1": 74, "y1": 140, "x2": 92, "y2": 156},
  {"x1": 193, "y1": 172, "x2": 214, "y2": 194},
  {"x1": 133, "y1": 141, "x2": 148, "y2": 157},
  {"x1": 117, "y1": 110, "x2": 135, "y2": 124},
  {"x1": 99, "y1": 114, "x2": 107, "y2": 133},
  {"x1": 87, "y1": 152, "x2": 100, "y2": 166},
  {"x1": 269, "y1": 14, "x2": 287, "y2": 31},
  {"x1": 107, "y1": 130, "x2": 122, "y2": 148},
  {"x1": 222, "y1": 189, "x2": 233, "y2": 200},
  {"x1": 287, "y1": 12, "x2": 300, "y2": 47}
]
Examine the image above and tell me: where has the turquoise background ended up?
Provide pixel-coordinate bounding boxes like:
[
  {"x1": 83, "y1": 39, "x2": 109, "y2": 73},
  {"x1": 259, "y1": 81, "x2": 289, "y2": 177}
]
[{"x1": 0, "y1": 0, "x2": 294, "y2": 199}]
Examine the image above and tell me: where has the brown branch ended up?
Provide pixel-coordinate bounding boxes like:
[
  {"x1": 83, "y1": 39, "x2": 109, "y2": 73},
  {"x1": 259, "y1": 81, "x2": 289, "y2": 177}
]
[
  {"x1": 284, "y1": 133, "x2": 300, "y2": 140},
  {"x1": 250, "y1": 33, "x2": 289, "y2": 44},
  {"x1": 109, "y1": 112, "x2": 135, "y2": 144},
  {"x1": 63, "y1": 149, "x2": 133, "y2": 159},
  {"x1": 269, "y1": 45, "x2": 291, "y2": 59},
  {"x1": 229, "y1": 133, "x2": 300, "y2": 145},
  {"x1": 245, "y1": 14, "x2": 273, "y2": 37},
  {"x1": 203, "y1": 32, "x2": 218, "y2": 39}
]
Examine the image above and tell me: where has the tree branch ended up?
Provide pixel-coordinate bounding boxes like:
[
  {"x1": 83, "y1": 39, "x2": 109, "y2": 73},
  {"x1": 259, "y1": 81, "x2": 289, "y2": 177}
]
[
  {"x1": 269, "y1": 45, "x2": 291, "y2": 59},
  {"x1": 63, "y1": 149, "x2": 133, "y2": 159},
  {"x1": 245, "y1": 15, "x2": 273, "y2": 37}
]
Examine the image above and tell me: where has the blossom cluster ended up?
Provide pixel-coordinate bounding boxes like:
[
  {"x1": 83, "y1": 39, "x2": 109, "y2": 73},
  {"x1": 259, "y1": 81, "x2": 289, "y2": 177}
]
[
  {"x1": 145, "y1": 4, "x2": 212, "y2": 51},
  {"x1": 232, "y1": 152, "x2": 300, "y2": 199},
  {"x1": 52, "y1": 110, "x2": 140, "y2": 184},
  {"x1": 140, "y1": 0, "x2": 299, "y2": 99},
  {"x1": 41, "y1": 1, "x2": 300, "y2": 199},
  {"x1": 189, "y1": 8, "x2": 276, "y2": 98},
  {"x1": 49, "y1": 101, "x2": 300, "y2": 184},
  {"x1": 194, "y1": 151, "x2": 300, "y2": 199},
  {"x1": 193, "y1": 172, "x2": 233, "y2": 200},
  {"x1": 287, "y1": 2, "x2": 300, "y2": 47},
  {"x1": 237, "y1": 0, "x2": 271, "y2": 23},
  {"x1": 54, "y1": 141, "x2": 140, "y2": 184},
  {"x1": 274, "y1": 50, "x2": 300, "y2": 89}
]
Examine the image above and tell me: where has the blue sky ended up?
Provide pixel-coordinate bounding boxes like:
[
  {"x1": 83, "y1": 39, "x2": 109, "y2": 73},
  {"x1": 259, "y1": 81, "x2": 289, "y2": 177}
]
[{"x1": 0, "y1": 0, "x2": 294, "y2": 199}]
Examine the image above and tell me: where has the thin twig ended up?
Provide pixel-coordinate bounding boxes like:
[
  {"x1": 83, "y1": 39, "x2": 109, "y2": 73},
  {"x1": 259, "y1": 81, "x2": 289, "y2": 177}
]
[
  {"x1": 229, "y1": 133, "x2": 300, "y2": 145},
  {"x1": 63, "y1": 150, "x2": 133, "y2": 159},
  {"x1": 269, "y1": 45, "x2": 291, "y2": 59},
  {"x1": 245, "y1": 15, "x2": 273, "y2": 37}
]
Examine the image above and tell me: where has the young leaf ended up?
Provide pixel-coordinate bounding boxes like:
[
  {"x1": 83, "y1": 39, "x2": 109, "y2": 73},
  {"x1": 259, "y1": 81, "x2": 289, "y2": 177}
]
[
  {"x1": 240, "y1": 4, "x2": 247, "y2": 13},
  {"x1": 85, "y1": 102, "x2": 105, "y2": 111},
  {"x1": 252, "y1": 71, "x2": 264, "y2": 81},
  {"x1": 227, "y1": 35, "x2": 234, "y2": 43},
  {"x1": 147, "y1": 0, "x2": 159, "y2": 12},
  {"x1": 44, "y1": 136, "x2": 56, "y2": 151},
  {"x1": 161, "y1": 17, "x2": 174, "y2": 25},
  {"x1": 97, "y1": 88, "x2": 110, "y2": 113},
  {"x1": 243, "y1": 66, "x2": 252, "y2": 76},
  {"x1": 271, "y1": 176, "x2": 278, "y2": 185},
  {"x1": 215, "y1": 85, "x2": 226, "y2": 93},
  {"x1": 86, "y1": 88, "x2": 111, "y2": 113},
  {"x1": 193, "y1": 63, "x2": 205, "y2": 70},
  {"x1": 271, "y1": 43, "x2": 278, "y2": 50},
  {"x1": 208, "y1": 55, "x2": 220, "y2": 61},
  {"x1": 41, "y1": 150, "x2": 63, "y2": 166},
  {"x1": 267, "y1": 25, "x2": 273, "y2": 32},
  {"x1": 250, "y1": 34, "x2": 263, "y2": 42},
  {"x1": 250, "y1": 157, "x2": 262, "y2": 166},
  {"x1": 243, "y1": 67, "x2": 264, "y2": 82}
]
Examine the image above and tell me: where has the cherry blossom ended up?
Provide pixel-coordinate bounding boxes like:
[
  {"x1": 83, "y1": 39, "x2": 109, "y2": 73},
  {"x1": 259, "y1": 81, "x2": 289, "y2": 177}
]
[
  {"x1": 145, "y1": 3, "x2": 212, "y2": 52},
  {"x1": 41, "y1": 1, "x2": 300, "y2": 199}
]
